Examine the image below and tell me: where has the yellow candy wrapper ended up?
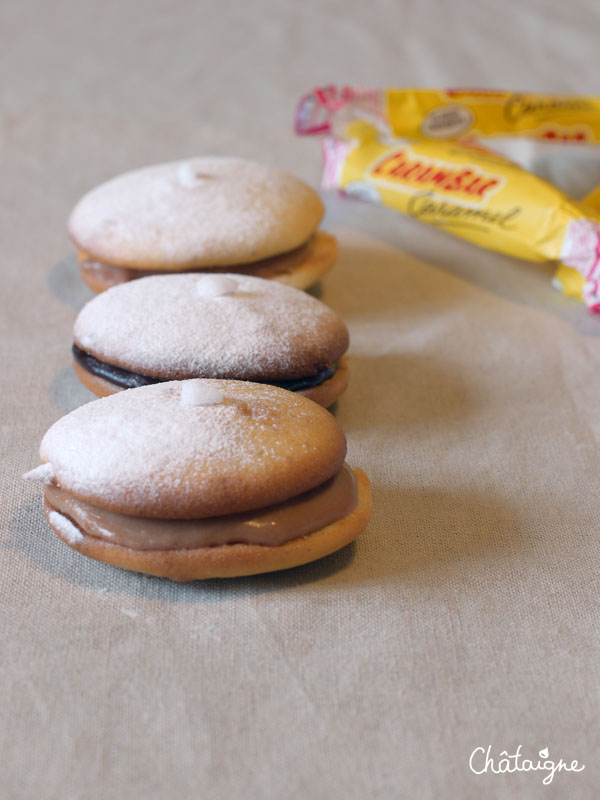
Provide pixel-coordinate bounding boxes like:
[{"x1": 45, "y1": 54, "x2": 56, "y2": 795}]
[
  {"x1": 302, "y1": 112, "x2": 600, "y2": 311},
  {"x1": 296, "y1": 85, "x2": 600, "y2": 144},
  {"x1": 297, "y1": 86, "x2": 600, "y2": 310}
]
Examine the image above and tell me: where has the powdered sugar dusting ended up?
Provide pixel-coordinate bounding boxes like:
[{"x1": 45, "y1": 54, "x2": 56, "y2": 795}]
[
  {"x1": 23, "y1": 463, "x2": 54, "y2": 483},
  {"x1": 180, "y1": 381, "x2": 224, "y2": 406},
  {"x1": 39, "y1": 381, "x2": 345, "y2": 518},
  {"x1": 68, "y1": 157, "x2": 324, "y2": 268},
  {"x1": 49, "y1": 511, "x2": 83, "y2": 544},
  {"x1": 74, "y1": 273, "x2": 348, "y2": 380}
]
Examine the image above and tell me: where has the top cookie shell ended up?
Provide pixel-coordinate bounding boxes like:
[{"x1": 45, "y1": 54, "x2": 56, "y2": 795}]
[
  {"x1": 39, "y1": 381, "x2": 346, "y2": 519},
  {"x1": 68, "y1": 158, "x2": 324, "y2": 270},
  {"x1": 74, "y1": 274, "x2": 349, "y2": 380}
]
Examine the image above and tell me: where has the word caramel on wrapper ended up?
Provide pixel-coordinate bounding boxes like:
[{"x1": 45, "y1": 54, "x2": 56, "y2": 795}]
[{"x1": 297, "y1": 86, "x2": 600, "y2": 312}]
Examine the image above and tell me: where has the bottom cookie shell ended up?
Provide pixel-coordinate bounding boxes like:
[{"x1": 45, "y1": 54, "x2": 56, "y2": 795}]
[{"x1": 43, "y1": 469, "x2": 371, "y2": 581}]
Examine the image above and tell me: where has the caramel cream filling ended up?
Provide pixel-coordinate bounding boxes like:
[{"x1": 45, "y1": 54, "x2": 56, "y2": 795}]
[
  {"x1": 78, "y1": 236, "x2": 315, "y2": 289},
  {"x1": 44, "y1": 464, "x2": 356, "y2": 550}
]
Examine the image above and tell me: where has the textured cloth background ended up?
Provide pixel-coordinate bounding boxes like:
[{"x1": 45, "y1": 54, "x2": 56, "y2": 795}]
[{"x1": 2, "y1": 1, "x2": 600, "y2": 798}]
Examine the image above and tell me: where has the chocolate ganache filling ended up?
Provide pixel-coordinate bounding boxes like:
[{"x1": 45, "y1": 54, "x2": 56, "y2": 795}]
[{"x1": 72, "y1": 344, "x2": 336, "y2": 392}]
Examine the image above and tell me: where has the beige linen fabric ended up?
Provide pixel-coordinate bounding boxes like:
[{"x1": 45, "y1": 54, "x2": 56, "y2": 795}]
[{"x1": 2, "y1": 1, "x2": 600, "y2": 798}]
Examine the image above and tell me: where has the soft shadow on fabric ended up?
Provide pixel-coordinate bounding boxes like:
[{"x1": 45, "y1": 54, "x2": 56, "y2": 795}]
[
  {"x1": 47, "y1": 255, "x2": 95, "y2": 310},
  {"x1": 7, "y1": 498, "x2": 357, "y2": 602},
  {"x1": 51, "y1": 364, "x2": 96, "y2": 414},
  {"x1": 327, "y1": 221, "x2": 600, "y2": 337}
]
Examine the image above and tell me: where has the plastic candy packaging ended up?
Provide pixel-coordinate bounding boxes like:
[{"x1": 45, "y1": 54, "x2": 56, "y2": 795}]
[
  {"x1": 296, "y1": 87, "x2": 600, "y2": 312},
  {"x1": 296, "y1": 86, "x2": 600, "y2": 144}
]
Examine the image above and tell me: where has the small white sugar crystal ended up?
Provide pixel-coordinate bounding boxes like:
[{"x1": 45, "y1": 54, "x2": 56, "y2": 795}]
[
  {"x1": 48, "y1": 511, "x2": 83, "y2": 544},
  {"x1": 195, "y1": 275, "x2": 238, "y2": 298},
  {"x1": 180, "y1": 381, "x2": 224, "y2": 407},
  {"x1": 23, "y1": 463, "x2": 54, "y2": 484},
  {"x1": 177, "y1": 162, "x2": 209, "y2": 188}
]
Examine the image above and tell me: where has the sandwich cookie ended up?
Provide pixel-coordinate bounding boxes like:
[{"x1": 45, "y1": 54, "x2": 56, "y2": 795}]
[
  {"x1": 69, "y1": 157, "x2": 337, "y2": 292},
  {"x1": 72, "y1": 273, "x2": 350, "y2": 407},
  {"x1": 24, "y1": 381, "x2": 371, "y2": 581}
]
